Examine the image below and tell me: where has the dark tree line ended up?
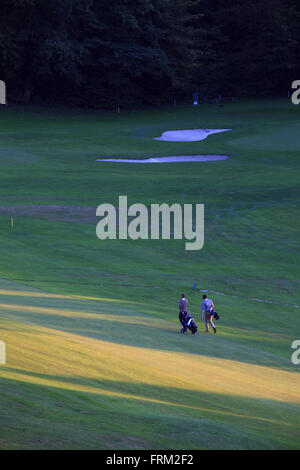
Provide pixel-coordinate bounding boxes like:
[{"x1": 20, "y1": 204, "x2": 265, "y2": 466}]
[{"x1": 0, "y1": 0, "x2": 299, "y2": 107}]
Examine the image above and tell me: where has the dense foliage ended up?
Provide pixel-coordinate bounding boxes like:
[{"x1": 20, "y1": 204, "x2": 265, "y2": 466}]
[{"x1": 0, "y1": 0, "x2": 299, "y2": 106}]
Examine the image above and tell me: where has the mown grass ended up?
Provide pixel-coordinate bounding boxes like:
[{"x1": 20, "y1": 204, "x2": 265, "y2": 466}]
[{"x1": 0, "y1": 98, "x2": 299, "y2": 449}]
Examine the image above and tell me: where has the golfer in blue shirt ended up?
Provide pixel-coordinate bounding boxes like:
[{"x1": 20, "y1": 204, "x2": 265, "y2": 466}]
[{"x1": 201, "y1": 294, "x2": 217, "y2": 333}]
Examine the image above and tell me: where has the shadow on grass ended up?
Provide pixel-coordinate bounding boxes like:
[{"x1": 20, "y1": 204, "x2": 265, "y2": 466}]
[
  {"x1": 0, "y1": 298, "x2": 294, "y2": 372},
  {"x1": 0, "y1": 371, "x2": 298, "y2": 450}
]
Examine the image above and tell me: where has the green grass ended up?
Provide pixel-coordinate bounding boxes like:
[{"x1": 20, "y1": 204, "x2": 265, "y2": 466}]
[{"x1": 0, "y1": 98, "x2": 299, "y2": 449}]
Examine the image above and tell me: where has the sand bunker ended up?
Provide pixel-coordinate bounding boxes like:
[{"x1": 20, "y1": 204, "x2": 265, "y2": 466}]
[
  {"x1": 96, "y1": 128, "x2": 231, "y2": 163},
  {"x1": 96, "y1": 155, "x2": 228, "y2": 163},
  {"x1": 153, "y1": 129, "x2": 231, "y2": 142}
]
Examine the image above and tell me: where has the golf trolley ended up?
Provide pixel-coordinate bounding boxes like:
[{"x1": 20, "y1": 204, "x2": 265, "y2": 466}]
[{"x1": 180, "y1": 313, "x2": 198, "y2": 334}]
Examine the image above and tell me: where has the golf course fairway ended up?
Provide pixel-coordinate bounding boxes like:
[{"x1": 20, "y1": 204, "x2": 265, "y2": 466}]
[{"x1": 0, "y1": 98, "x2": 299, "y2": 449}]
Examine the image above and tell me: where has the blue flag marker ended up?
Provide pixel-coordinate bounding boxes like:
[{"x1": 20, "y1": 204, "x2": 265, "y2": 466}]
[{"x1": 194, "y1": 283, "x2": 196, "y2": 290}]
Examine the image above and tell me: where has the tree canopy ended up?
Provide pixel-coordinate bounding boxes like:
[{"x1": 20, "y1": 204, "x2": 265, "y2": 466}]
[{"x1": 0, "y1": 0, "x2": 299, "y2": 106}]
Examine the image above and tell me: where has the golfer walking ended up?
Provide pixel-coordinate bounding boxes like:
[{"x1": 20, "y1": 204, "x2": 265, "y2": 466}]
[
  {"x1": 201, "y1": 294, "x2": 217, "y2": 333},
  {"x1": 179, "y1": 293, "x2": 188, "y2": 333}
]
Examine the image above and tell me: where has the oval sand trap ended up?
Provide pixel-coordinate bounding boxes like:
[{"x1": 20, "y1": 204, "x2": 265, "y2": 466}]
[
  {"x1": 96, "y1": 155, "x2": 228, "y2": 163},
  {"x1": 153, "y1": 128, "x2": 231, "y2": 142}
]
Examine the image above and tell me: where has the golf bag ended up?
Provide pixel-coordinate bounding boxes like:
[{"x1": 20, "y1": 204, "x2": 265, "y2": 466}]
[
  {"x1": 212, "y1": 310, "x2": 220, "y2": 320},
  {"x1": 182, "y1": 313, "x2": 198, "y2": 334}
]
